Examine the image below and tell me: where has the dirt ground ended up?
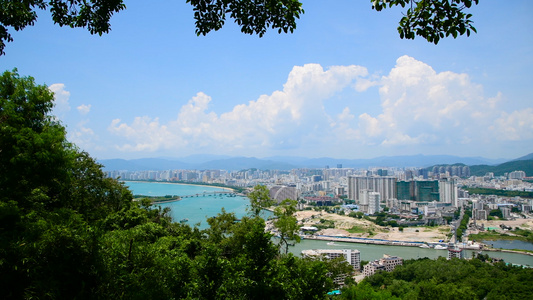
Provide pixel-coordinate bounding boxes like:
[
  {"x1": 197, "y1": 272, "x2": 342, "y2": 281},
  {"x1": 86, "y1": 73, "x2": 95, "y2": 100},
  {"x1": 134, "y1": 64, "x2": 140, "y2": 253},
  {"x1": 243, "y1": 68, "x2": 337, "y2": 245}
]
[
  {"x1": 296, "y1": 210, "x2": 450, "y2": 243},
  {"x1": 476, "y1": 218, "x2": 533, "y2": 230}
]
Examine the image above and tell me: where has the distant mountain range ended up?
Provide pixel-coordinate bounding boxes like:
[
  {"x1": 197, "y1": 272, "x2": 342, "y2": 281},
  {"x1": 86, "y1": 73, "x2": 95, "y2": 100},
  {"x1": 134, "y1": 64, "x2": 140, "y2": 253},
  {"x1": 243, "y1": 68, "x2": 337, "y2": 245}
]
[{"x1": 98, "y1": 153, "x2": 531, "y2": 173}]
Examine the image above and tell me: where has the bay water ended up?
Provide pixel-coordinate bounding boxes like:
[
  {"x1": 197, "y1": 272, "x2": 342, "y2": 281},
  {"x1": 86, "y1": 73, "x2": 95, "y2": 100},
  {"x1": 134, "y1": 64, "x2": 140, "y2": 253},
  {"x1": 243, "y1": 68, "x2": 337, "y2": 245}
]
[
  {"x1": 125, "y1": 181, "x2": 533, "y2": 266},
  {"x1": 125, "y1": 181, "x2": 252, "y2": 228},
  {"x1": 483, "y1": 239, "x2": 533, "y2": 251}
]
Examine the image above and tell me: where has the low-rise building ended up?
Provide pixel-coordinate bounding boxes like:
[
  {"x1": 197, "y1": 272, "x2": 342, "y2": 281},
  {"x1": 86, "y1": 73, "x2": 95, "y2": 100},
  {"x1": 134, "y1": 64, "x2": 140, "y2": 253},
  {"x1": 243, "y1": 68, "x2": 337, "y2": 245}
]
[
  {"x1": 363, "y1": 254, "x2": 403, "y2": 277},
  {"x1": 447, "y1": 245, "x2": 464, "y2": 260},
  {"x1": 301, "y1": 249, "x2": 361, "y2": 286},
  {"x1": 301, "y1": 249, "x2": 361, "y2": 270}
]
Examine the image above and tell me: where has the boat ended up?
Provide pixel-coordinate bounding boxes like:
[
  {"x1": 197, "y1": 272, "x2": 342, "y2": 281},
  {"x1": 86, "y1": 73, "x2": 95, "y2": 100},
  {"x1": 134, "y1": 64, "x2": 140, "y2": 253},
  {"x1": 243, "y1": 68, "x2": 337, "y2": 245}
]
[
  {"x1": 419, "y1": 244, "x2": 430, "y2": 248},
  {"x1": 434, "y1": 245, "x2": 447, "y2": 250},
  {"x1": 327, "y1": 242, "x2": 337, "y2": 246},
  {"x1": 180, "y1": 218, "x2": 189, "y2": 223}
]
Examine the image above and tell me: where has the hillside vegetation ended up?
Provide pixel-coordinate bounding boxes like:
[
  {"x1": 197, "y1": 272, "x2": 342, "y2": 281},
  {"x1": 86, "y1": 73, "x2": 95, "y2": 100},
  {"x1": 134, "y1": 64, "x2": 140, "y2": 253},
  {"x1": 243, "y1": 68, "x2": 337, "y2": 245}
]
[
  {"x1": 339, "y1": 257, "x2": 533, "y2": 299},
  {"x1": 469, "y1": 159, "x2": 533, "y2": 177}
]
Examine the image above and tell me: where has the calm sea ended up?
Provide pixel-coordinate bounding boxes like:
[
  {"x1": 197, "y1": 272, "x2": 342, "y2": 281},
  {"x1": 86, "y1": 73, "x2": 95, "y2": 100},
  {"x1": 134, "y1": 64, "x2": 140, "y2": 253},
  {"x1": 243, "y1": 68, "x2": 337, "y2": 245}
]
[{"x1": 125, "y1": 181, "x2": 533, "y2": 266}]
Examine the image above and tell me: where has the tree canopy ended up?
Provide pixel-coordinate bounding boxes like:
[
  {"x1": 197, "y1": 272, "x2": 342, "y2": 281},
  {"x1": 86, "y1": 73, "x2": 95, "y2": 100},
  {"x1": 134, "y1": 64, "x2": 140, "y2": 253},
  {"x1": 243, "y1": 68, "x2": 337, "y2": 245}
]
[
  {"x1": 0, "y1": 69, "x2": 350, "y2": 298},
  {"x1": 339, "y1": 256, "x2": 533, "y2": 299},
  {"x1": 0, "y1": 0, "x2": 480, "y2": 55},
  {"x1": 372, "y1": 0, "x2": 479, "y2": 44}
]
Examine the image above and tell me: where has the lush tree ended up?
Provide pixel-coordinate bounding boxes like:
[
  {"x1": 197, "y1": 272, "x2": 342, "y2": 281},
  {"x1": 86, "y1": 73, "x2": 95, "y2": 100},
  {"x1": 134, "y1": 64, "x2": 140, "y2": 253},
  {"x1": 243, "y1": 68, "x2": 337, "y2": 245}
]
[
  {"x1": 372, "y1": 0, "x2": 479, "y2": 44},
  {"x1": 187, "y1": 0, "x2": 303, "y2": 37},
  {"x1": 0, "y1": 0, "x2": 302, "y2": 55},
  {"x1": 0, "y1": 0, "x2": 126, "y2": 55},
  {"x1": 273, "y1": 198, "x2": 301, "y2": 254},
  {"x1": 0, "y1": 69, "x2": 133, "y2": 219},
  {"x1": 0, "y1": 69, "x2": 74, "y2": 211},
  {"x1": 0, "y1": 0, "x2": 481, "y2": 55},
  {"x1": 341, "y1": 256, "x2": 533, "y2": 300},
  {"x1": 247, "y1": 184, "x2": 274, "y2": 217},
  {"x1": 489, "y1": 209, "x2": 503, "y2": 219},
  {"x1": 2, "y1": 69, "x2": 359, "y2": 299}
]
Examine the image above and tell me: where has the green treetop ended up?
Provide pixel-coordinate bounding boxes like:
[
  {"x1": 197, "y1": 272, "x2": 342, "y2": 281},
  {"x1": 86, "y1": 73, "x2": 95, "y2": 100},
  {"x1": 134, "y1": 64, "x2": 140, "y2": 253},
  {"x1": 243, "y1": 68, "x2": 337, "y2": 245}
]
[{"x1": 0, "y1": 0, "x2": 479, "y2": 55}]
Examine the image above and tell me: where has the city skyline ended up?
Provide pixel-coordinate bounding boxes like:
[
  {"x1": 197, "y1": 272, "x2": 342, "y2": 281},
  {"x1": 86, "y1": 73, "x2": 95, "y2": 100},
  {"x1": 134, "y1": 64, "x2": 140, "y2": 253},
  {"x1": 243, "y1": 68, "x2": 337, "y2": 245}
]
[{"x1": 2, "y1": 2, "x2": 532, "y2": 160}]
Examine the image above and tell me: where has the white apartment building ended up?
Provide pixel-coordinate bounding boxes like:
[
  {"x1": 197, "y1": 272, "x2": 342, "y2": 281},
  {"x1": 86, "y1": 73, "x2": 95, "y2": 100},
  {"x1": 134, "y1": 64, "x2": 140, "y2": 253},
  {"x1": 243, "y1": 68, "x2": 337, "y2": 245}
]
[
  {"x1": 509, "y1": 170, "x2": 526, "y2": 180},
  {"x1": 447, "y1": 247, "x2": 464, "y2": 260},
  {"x1": 439, "y1": 178, "x2": 458, "y2": 207},
  {"x1": 348, "y1": 176, "x2": 396, "y2": 202},
  {"x1": 363, "y1": 254, "x2": 403, "y2": 277},
  {"x1": 358, "y1": 190, "x2": 381, "y2": 214},
  {"x1": 301, "y1": 249, "x2": 361, "y2": 271}
]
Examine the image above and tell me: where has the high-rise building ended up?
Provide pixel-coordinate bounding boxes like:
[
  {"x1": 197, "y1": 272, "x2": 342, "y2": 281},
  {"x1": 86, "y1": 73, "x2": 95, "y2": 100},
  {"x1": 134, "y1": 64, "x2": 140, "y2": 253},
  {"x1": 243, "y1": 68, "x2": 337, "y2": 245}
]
[
  {"x1": 509, "y1": 170, "x2": 526, "y2": 180},
  {"x1": 311, "y1": 175, "x2": 322, "y2": 182},
  {"x1": 404, "y1": 170, "x2": 414, "y2": 180},
  {"x1": 396, "y1": 180, "x2": 439, "y2": 202},
  {"x1": 368, "y1": 191, "x2": 381, "y2": 214},
  {"x1": 377, "y1": 169, "x2": 388, "y2": 176},
  {"x1": 439, "y1": 178, "x2": 458, "y2": 207},
  {"x1": 358, "y1": 190, "x2": 381, "y2": 214},
  {"x1": 347, "y1": 176, "x2": 396, "y2": 202},
  {"x1": 396, "y1": 181, "x2": 413, "y2": 201}
]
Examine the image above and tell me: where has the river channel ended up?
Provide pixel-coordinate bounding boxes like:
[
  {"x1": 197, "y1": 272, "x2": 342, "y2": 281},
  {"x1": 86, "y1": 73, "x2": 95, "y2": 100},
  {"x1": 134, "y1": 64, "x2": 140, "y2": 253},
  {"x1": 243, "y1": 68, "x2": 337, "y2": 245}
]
[{"x1": 125, "y1": 181, "x2": 533, "y2": 267}]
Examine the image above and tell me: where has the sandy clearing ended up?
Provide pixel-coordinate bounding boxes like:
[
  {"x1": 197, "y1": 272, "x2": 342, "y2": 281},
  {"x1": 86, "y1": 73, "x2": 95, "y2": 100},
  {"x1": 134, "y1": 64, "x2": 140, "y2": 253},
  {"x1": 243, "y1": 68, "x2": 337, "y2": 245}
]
[
  {"x1": 477, "y1": 218, "x2": 533, "y2": 229},
  {"x1": 296, "y1": 210, "x2": 451, "y2": 243}
]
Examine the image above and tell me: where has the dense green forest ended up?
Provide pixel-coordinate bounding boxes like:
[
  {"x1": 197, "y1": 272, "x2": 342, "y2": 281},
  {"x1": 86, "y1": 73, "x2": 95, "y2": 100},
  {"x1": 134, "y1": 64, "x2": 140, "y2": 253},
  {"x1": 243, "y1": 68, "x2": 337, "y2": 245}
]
[
  {"x1": 338, "y1": 256, "x2": 533, "y2": 299},
  {"x1": 2, "y1": 69, "x2": 532, "y2": 299}
]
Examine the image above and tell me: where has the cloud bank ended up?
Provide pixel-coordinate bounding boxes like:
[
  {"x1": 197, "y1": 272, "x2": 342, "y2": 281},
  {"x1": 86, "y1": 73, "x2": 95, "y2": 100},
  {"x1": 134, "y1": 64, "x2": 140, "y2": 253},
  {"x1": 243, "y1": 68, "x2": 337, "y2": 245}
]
[{"x1": 101, "y1": 56, "x2": 532, "y2": 158}]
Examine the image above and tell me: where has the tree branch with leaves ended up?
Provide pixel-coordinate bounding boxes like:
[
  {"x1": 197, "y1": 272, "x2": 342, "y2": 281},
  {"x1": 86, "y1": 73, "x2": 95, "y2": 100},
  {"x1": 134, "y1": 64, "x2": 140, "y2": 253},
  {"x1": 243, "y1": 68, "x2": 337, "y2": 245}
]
[
  {"x1": 273, "y1": 198, "x2": 301, "y2": 254},
  {"x1": 0, "y1": 0, "x2": 481, "y2": 55},
  {"x1": 372, "y1": 0, "x2": 479, "y2": 44}
]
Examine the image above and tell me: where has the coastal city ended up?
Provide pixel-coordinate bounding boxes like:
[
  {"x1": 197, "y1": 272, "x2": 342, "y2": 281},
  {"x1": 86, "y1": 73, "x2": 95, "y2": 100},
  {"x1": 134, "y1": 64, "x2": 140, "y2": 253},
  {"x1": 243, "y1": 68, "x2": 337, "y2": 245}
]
[
  {"x1": 106, "y1": 164, "x2": 533, "y2": 281},
  {"x1": 4, "y1": 0, "x2": 533, "y2": 297}
]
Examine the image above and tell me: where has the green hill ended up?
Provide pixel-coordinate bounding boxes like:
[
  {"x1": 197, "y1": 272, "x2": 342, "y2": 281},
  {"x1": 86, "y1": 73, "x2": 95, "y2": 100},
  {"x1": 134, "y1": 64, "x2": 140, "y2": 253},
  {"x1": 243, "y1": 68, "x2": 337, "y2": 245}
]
[{"x1": 470, "y1": 159, "x2": 533, "y2": 177}]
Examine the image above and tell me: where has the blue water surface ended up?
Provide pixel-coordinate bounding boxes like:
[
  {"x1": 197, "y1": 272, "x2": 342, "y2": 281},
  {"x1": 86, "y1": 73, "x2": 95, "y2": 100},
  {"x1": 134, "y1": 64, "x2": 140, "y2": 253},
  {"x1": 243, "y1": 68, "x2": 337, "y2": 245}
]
[{"x1": 124, "y1": 181, "x2": 264, "y2": 229}]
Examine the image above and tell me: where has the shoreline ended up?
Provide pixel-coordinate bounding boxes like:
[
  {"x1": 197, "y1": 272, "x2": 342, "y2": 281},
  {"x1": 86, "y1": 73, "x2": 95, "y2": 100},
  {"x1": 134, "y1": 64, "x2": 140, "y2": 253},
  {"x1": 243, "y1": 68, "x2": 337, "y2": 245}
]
[
  {"x1": 152, "y1": 198, "x2": 182, "y2": 204},
  {"x1": 125, "y1": 180, "x2": 237, "y2": 205},
  {"x1": 304, "y1": 235, "x2": 533, "y2": 257},
  {"x1": 123, "y1": 180, "x2": 236, "y2": 192},
  {"x1": 307, "y1": 235, "x2": 424, "y2": 248},
  {"x1": 479, "y1": 247, "x2": 533, "y2": 256}
]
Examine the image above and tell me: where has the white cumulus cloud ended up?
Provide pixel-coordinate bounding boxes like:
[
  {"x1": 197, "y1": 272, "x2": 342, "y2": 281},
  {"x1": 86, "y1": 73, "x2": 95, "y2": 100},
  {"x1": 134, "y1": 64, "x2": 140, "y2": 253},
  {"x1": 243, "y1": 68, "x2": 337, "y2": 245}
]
[
  {"x1": 107, "y1": 56, "x2": 532, "y2": 157},
  {"x1": 357, "y1": 55, "x2": 501, "y2": 147},
  {"x1": 109, "y1": 64, "x2": 369, "y2": 154},
  {"x1": 490, "y1": 108, "x2": 533, "y2": 141},
  {"x1": 49, "y1": 83, "x2": 71, "y2": 117},
  {"x1": 77, "y1": 104, "x2": 92, "y2": 115}
]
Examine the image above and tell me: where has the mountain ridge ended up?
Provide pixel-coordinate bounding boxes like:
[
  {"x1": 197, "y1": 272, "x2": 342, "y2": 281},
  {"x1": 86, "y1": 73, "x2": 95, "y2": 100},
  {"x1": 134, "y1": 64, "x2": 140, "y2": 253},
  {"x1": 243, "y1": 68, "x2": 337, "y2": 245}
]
[{"x1": 99, "y1": 153, "x2": 529, "y2": 172}]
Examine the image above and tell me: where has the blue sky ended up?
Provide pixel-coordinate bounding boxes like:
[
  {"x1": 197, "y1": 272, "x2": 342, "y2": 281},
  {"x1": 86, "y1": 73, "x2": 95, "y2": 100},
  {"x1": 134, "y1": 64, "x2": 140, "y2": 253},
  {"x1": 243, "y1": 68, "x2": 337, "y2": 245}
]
[{"x1": 2, "y1": 1, "x2": 532, "y2": 160}]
